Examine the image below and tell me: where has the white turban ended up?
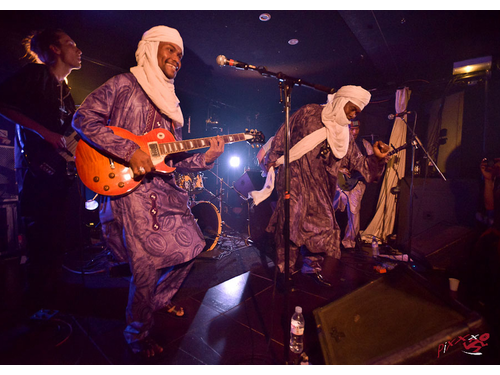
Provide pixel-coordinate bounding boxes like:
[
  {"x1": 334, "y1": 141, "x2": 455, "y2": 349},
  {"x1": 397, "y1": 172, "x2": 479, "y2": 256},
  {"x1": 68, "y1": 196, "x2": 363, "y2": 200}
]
[
  {"x1": 130, "y1": 26, "x2": 184, "y2": 128},
  {"x1": 322, "y1": 85, "x2": 371, "y2": 159}
]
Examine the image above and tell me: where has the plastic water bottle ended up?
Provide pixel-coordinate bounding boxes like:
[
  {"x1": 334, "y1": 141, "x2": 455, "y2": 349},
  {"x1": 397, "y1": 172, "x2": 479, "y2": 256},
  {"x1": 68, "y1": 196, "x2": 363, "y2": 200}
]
[
  {"x1": 290, "y1": 306, "x2": 304, "y2": 354},
  {"x1": 372, "y1": 236, "x2": 379, "y2": 257}
]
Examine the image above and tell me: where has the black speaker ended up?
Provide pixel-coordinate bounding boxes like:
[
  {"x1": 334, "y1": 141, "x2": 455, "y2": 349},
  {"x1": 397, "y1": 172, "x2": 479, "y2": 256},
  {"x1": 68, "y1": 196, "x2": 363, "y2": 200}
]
[
  {"x1": 314, "y1": 266, "x2": 490, "y2": 364},
  {"x1": 408, "y1": 222, "x2": 480, "y2": 272},
  {"x1": 233, "y1": 170, "x2": 265, "y2": 197},
  {"x1": 0, "y1": 200, "x2": 18, "y2": 255},
  {"x1": 396, "y1": 177, "x2": 480, "y2": 248},
  {"x1": 0, "y1": 145, "x2": 17, "y2": 200}
]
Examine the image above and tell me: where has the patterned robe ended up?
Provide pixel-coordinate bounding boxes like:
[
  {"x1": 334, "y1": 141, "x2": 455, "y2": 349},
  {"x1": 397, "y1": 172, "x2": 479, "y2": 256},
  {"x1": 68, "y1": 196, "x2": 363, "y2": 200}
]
[
  {"x1": 265, "y1": 104, "x2": 385, "y2": 271},
  {"x1": 73, "y1": 73, "x2": 210, "y2": 343}
]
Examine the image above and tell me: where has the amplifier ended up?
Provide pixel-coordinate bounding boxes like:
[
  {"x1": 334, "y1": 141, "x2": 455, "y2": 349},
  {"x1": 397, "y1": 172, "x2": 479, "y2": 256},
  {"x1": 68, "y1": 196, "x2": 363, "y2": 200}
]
[{"x1": 0, "y1": 145, "x2": 17, "y2": 200}]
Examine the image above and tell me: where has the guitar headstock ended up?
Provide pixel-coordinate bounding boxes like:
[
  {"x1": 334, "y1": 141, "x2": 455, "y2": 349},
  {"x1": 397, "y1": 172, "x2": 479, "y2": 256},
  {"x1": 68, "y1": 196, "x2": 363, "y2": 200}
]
[{"x1": 244, "y1": 129, "x2": 265, "y2": 147}]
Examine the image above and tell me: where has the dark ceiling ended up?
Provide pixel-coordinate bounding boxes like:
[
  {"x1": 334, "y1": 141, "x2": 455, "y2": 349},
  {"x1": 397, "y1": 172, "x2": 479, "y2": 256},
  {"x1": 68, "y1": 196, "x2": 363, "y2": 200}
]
[{"x1": 1, "y1": 10, "x2": 500, "y2": 141}]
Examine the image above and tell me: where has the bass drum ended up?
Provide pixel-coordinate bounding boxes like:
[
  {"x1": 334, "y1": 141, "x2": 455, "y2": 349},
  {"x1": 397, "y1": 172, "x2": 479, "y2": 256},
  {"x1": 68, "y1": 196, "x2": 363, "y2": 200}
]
[{"x1": 191, "y1": 201, "x2": 221, "y2": 252}]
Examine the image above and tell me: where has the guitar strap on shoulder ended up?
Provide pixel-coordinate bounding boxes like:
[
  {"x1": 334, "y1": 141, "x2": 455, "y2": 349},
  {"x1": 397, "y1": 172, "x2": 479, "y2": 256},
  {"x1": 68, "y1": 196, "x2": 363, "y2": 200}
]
[
  {"x1": 144, "y1": 100, "x2": 157, "y2": 134},
  {"x1": 145, "y1": 100, "x2": 176, "y2": 139}
]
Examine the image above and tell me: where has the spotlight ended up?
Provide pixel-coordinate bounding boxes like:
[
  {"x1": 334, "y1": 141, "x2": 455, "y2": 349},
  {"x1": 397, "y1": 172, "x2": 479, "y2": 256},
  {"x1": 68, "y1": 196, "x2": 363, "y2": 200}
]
[
  {"x1": 229, "y1": 156, "x2": 241, "y2": 168},
  {"x1": 85, "y1": 193, "x2": 99, "y2": 211}
]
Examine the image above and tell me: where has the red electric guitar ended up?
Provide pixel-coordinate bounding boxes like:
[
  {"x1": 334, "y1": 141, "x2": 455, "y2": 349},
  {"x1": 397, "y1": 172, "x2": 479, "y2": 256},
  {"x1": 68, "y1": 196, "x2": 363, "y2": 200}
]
[{"x1": 75, "y1": 126, "x2": 265, "y2": 196}]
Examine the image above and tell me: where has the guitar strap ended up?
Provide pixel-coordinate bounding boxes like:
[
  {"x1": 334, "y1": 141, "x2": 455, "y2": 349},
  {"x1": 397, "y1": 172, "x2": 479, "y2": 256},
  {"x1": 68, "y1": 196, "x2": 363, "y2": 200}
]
[{"x1": 145, "y1": 100, "x2": 175, "y2": 139}]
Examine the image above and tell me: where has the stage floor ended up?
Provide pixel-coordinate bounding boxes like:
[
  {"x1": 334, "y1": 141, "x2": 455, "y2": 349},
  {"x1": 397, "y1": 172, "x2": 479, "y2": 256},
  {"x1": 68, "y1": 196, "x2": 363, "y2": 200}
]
[{"x1": 0, "y1": 233, "x2": 498, "y2": 365}]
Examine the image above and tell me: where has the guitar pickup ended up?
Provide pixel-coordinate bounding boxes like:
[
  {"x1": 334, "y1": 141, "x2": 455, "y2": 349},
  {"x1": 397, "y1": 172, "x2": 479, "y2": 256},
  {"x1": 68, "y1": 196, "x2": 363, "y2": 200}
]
[{"x1": 148, "y1": 142, "x2": 160, "y2": 158}]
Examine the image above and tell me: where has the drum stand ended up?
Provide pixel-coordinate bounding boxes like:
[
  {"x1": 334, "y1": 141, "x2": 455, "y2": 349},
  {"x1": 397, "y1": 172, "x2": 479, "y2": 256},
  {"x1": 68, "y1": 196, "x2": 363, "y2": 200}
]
[{"x1": 207, "y1": 169, "x2": 250, "y2": 247}]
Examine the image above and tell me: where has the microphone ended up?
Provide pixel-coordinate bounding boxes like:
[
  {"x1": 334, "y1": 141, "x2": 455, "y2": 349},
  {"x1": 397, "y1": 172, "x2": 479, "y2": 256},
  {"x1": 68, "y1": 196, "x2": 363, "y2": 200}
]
[
  {"x1": 216, "y1": 55, "x2": 257, "y2": 70},
  {"x1": 388, "y1": 110, "x2": 412, "y2": 120}
]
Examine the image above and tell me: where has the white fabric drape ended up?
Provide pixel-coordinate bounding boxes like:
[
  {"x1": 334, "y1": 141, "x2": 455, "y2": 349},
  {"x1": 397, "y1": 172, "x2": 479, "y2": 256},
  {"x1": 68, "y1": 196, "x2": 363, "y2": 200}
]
[{"x1": 360, "y1": 87, "x2": 411, "y2": 242}]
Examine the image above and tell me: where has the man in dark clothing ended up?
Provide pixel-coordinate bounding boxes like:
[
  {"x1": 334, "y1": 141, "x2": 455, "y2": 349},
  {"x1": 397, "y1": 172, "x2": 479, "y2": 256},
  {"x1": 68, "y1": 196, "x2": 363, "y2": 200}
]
[{"x1": 0, "y1": 28, "x2": 83, "y2": 310}]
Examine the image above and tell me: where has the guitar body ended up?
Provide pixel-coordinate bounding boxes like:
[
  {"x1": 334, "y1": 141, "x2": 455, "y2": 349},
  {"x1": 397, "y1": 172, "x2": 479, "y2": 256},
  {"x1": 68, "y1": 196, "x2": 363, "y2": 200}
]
[
  {"x1": 338, "y1": 170, "x2": 363, "y2": 191},
  {"x1": 75, "y1": 127, "x2": 177, "y2": 196},
  {"x1": 75, "y1": 126, "x2": 265, "y2": 196},
  {"x1": 337, "y1": 142, "x2": 408, "y2": 192}
]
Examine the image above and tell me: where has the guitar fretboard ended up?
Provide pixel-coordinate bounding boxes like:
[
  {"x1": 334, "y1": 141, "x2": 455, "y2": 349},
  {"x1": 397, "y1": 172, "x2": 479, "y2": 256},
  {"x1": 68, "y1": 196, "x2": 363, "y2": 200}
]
[{"x1": 152, "y1": 133, "x2": 248, "y2": 157}]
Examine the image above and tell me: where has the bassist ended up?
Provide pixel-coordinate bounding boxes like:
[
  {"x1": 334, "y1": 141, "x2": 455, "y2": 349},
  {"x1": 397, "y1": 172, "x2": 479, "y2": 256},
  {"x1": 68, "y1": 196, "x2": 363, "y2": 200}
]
[{"x1": 0, "y1": 28, "x2": 83, "y2": 311}]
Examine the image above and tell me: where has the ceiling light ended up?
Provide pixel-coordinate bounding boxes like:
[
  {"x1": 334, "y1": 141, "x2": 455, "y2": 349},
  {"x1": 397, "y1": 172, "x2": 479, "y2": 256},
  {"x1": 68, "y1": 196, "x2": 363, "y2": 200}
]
[{"x1": 259, "y1": 13, "x2": 271, "y2": 22}]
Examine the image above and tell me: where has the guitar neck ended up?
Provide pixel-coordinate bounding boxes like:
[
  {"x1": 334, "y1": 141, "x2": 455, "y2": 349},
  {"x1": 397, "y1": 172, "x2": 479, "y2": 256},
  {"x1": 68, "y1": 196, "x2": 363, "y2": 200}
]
[
  {"x1": 388, "y1": 143, "x2": 407, "y2": 157},
  {"x1": 154, "y1": 133, "x2": 249, "y2": 156}
]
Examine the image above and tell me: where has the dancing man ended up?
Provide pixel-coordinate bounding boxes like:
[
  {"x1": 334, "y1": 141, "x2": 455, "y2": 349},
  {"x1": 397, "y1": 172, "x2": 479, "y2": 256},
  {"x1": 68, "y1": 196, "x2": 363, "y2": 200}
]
[
  {"x1": 73, "y1": 25, "x2": 224, "y2": 358},
  {"x1": 260, "y1": 86, "x2": 389, "y2": 286}
]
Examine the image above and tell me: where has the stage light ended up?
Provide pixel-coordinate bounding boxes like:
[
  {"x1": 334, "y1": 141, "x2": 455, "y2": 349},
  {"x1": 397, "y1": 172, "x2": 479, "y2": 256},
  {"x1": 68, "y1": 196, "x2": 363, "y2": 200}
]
[
  {"x1": 229, "y1": 156, "x2": 241, "y2": 168},
  {"x1": 453, "y1": 56, "x2": 492, "y2": 76},
  {"x1": 85, "y1": 193, "x2": 99, "y2": 211}
]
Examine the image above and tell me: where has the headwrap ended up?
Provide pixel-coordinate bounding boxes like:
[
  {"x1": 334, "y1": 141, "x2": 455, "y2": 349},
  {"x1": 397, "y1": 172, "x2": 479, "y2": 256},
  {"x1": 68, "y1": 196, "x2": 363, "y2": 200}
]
[
  {"x1": 322, "y1": 85, "x2": 371, "y2": 159},
  {"x1": 130, "y1": 26, "x2": 184, "y2": 128},
  {"x1": 249, "y1": 85, "x2": 371, "y2": 205}
]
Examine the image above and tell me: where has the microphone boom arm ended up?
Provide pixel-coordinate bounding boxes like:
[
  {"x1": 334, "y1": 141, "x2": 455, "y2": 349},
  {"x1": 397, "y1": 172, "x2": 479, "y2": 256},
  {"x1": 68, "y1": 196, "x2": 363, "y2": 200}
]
[
  {"x1": 217, "y1": 55, "x2": 335, "y2": 95},
  {"x1": 258, "y1": 68, "x2": 335, "y2": 95}
]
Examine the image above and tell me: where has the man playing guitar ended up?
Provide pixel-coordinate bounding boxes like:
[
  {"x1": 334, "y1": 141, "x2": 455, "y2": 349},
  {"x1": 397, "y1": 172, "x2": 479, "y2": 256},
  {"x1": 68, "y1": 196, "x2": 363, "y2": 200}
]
[{"x1": 72, "y1": 26, "x2": 225, "y2": 359}]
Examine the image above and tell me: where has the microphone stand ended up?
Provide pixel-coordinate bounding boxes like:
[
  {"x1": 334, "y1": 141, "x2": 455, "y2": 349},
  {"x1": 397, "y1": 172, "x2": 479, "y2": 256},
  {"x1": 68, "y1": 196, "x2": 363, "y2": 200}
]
[
  {"x1": 223, "y1": 63, "x2": 335, "y2": 364},
  {"x1": 401, "y1": 112, "x2": 446, "y2": 262}
]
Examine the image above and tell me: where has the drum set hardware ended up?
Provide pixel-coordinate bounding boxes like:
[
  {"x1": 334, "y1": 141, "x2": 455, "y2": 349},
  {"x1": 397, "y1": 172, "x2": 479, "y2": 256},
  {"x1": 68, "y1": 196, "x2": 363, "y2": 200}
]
[{"x1": 175, "y1": 170, "x2": 252, "y2": 253}]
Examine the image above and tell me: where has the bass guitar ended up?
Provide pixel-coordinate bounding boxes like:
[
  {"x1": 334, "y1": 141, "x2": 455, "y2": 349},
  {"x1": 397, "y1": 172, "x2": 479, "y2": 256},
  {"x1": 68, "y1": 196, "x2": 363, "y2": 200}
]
[
  {"x1": 75, "y1": 127, "x2": 265, "y2": 196},
  {"x1": 337, "y1": 142, "x2": 408, "y2": 191},
  {"x1": 16, "y1": 125, "x2": 80, "y2": 181}
]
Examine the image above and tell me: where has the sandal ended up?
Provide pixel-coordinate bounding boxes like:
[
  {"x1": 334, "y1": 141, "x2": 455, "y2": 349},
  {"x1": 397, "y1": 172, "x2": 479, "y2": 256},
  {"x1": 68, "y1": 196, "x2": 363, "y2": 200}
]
[
  {"x1": 129, "y1": 337, "x2": 164, "y2": 359},
  {"x1": 160, "y1": 303, "x2": 185, "y2": 318}
]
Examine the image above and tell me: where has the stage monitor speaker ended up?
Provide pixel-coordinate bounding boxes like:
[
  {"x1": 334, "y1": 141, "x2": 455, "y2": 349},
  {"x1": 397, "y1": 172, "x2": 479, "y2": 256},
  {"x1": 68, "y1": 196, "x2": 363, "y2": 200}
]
[{"x1": 314, "y1": 265, "x2": 489, "y2": 365}]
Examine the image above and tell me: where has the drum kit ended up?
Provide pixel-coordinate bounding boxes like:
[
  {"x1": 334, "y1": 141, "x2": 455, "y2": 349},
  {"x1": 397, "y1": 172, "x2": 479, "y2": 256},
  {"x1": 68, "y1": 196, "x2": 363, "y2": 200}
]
[
  {"x1": 175, "y1": 167, "x2": 272, "y2": 253},
  {"x1": 174, "y1": 121, "x2": 268, "y2": 254}
]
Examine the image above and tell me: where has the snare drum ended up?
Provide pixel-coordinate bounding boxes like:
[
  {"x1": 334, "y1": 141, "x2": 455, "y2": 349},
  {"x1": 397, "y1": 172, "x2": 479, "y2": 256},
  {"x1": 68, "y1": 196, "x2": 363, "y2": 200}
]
[{"x1": 190, "y1": 201, "x2": 221, "y2": 252}]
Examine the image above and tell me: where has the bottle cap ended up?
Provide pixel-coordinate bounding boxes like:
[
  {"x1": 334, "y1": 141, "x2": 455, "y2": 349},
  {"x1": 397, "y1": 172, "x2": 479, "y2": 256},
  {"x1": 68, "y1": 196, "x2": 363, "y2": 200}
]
[{"x1": 295, "y1": 306, "x2": 302, "y2": 313}]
